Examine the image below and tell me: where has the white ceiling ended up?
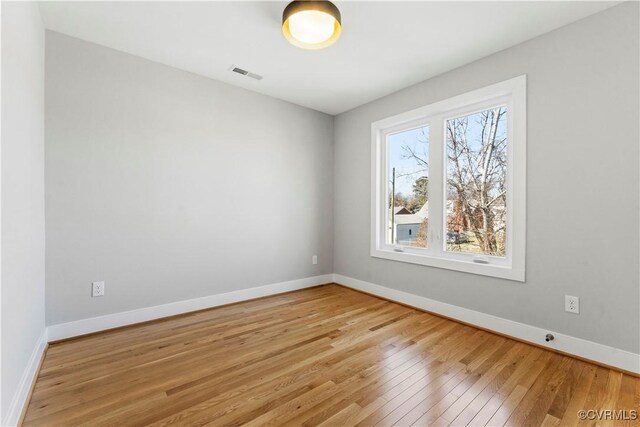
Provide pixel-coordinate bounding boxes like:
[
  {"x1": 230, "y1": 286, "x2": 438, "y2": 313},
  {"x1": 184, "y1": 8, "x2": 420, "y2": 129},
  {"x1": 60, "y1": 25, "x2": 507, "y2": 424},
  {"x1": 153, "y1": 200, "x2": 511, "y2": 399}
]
[{"x1": 39, "y1": 1, "x2": 618, "y2": 115}]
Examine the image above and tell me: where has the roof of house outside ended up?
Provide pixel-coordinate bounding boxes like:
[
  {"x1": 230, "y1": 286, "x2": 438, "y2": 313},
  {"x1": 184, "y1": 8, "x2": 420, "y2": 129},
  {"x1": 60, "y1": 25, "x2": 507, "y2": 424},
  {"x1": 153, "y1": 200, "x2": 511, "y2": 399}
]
[{"x1": 393, "y1": 206, "x2": 412, "y2": 215}]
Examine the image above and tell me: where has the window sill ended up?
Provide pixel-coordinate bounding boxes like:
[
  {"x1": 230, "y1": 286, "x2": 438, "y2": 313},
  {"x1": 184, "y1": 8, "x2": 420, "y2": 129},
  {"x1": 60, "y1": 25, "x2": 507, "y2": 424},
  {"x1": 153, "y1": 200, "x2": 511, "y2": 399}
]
[{"x1": 370, "y1": 247, "x2": 525, "y2": 282}]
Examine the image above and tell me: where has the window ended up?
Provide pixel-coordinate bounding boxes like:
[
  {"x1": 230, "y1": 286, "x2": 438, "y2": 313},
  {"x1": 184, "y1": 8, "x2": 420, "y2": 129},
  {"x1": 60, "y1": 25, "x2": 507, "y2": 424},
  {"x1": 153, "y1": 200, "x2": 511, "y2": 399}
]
[
  {"x1": 446, "y1": 107, "x2": 507, "y2": 257},
  {"x1": 387, "y1": 125, "x2": 429, "y2": 248},
  {"x1": 371, "y1": 76, "x2": 526, "y2": 281}
]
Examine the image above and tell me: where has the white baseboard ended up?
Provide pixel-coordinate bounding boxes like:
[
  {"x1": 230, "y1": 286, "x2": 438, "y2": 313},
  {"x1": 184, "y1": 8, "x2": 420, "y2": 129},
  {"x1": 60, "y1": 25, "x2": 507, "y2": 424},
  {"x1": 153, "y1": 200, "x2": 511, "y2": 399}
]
[
  {"x1": 41, "y1": 273, "x2": 640, "y2": 374},
  {"x1": 333, "y1": 274, "x2": 640, "y2": 375},
  {"x1": 47, "y1": 274, "x2": 333, "y2": 341},
  {"x1": 3, "y1": 329, "x2": 48, "y2": 427}
]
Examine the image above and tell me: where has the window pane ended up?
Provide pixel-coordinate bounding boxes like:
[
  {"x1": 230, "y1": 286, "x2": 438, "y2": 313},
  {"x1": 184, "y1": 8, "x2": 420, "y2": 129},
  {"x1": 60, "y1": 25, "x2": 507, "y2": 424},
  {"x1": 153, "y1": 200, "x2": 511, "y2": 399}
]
[
  {"x1": 446, "y1": 107, "x2": 507, "y2": 257},
  {"x1": 387, "y1": 126, "x2": 429, "y2": 247}
]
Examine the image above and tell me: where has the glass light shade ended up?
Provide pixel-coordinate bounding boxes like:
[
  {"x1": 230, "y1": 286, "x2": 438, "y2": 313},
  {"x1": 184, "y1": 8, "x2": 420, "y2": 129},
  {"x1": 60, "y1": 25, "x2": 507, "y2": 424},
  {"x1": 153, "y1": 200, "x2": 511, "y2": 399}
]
[{"x1": 282, "y1": 1, "x2": 341, "y2": 50}]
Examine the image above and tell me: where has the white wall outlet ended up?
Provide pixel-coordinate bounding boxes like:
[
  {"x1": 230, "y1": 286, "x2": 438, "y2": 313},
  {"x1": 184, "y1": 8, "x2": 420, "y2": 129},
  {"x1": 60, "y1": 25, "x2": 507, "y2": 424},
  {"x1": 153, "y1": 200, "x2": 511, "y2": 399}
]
[
  {"x1": 565, "y1": 295, "x2": 579, "y2": 314},
  {"x1": 92, "y1": 281, "x2": 105, "y2": 297},
  {"x1": 312, "y1": 255, "x2": 318, "y2": 265}
]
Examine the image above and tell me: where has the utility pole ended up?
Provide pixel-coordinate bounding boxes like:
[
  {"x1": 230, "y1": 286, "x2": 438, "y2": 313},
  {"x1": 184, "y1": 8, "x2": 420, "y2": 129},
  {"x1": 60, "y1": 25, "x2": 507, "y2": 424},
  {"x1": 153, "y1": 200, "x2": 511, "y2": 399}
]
[{"x1": 391, "y1": 167, "x2": 396, "y2": 244}]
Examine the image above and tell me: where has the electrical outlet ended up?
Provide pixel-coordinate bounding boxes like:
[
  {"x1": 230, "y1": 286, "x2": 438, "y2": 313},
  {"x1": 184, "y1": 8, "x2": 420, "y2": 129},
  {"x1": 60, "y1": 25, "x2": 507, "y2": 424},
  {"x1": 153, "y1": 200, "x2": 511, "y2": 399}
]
[
  {"x1": 312, "y1": 255, "x2": 318, "y2": 265},
  {"x1": 92, "y1": 281, "x2": 105, "y2": 297},
  {"x1": 565, "y1": 295, "x2": 579, "y2": 314}
]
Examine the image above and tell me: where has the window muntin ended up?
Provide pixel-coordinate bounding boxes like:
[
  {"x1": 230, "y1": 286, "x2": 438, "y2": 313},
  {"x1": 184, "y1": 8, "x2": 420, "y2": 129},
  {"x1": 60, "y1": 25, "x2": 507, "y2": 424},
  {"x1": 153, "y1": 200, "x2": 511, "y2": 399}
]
[
  {"x1": 445, "y1": 106, "x2": 508, "y2": 257},
  {"x1": 386, "y1": 126, "x2": 429, "y2": 248},
  {"x1": 371, "y1": 76, "x2": 526, "y2": 281}
]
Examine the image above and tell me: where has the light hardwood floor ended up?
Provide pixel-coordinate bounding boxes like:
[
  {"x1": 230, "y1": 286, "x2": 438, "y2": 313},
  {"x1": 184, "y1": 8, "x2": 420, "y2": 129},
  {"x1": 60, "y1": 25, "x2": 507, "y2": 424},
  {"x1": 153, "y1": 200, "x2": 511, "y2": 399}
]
[{"x1": 24, "y1": 284, "x2": 639, "y2": 426}]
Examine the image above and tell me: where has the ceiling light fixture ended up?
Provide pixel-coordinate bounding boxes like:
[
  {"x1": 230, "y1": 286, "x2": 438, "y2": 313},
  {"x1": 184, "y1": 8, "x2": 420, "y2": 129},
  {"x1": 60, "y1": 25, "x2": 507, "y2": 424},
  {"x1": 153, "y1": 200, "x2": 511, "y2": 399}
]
[{"x1": 282, "y1": 1, "x2": 341, "y2": 50}]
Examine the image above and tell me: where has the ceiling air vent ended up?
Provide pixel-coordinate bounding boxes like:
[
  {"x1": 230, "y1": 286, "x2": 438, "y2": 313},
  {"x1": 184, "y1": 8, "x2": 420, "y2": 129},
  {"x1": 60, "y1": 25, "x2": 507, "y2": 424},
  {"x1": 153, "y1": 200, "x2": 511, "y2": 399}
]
[{"x1": 230, "y1": 65, "x2": 263, "y2": 81}]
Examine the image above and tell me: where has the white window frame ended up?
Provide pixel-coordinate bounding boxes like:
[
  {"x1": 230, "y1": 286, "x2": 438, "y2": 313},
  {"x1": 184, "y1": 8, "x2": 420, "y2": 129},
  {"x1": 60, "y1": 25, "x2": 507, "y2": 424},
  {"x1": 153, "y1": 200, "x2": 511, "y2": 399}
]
[{"x1": 371, "y1": 75, "x2": 526, "y2": 281}]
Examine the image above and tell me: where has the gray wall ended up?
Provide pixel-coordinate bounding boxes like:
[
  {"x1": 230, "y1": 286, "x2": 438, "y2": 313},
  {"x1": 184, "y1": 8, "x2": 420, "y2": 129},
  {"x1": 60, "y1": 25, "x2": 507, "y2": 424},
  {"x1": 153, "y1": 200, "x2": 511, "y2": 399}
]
[
  {"x1": 45, "y1": 32, "x2": 333, "y2": 325},
  {"x1": 1, "y1": 1, "x2": 46, "y2": 420},
  {"x1": 333, "y1": 3, "x2": 639, "y2": 354}
]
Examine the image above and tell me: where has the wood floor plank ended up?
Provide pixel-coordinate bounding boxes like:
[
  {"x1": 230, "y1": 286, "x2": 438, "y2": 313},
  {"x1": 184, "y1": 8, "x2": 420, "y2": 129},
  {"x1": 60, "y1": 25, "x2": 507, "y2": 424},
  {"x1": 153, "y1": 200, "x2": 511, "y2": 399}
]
[
  {"x1": 596, "y1": 371, "x2": 624, "y2": 427},
  {"x1": 466, "y1": 347, "x2": 544, "y2": 426},
  {"x1": 152, "y1": 315, "x2": 435, "y2": 426},
  {"x1": 354, "y1": 329, "x2": 491, "y2": 426},
  {"x1": 503, "y1": 354, "x2": 572, "y2": 426},
  {"x1": 558, "y1": 364, "x2": 599, "y2": 427},
  {"x1": 317, "y1": 402, "x2": 362, "y2": 427},
  {"x1": 613, "y1": 374, "x2": 639, "y2": 427},
  {"x1": 578, "y1": 368, "x2": 613, "y2": 427},
  {"x1": 22, "y1": 284, "x2": 639, "y2": 426},
  {"x1": 410, "y1": 342, "x2": 526, "y2": 427},
  {"x1": 107, "y1": 308, "x2": 423, "y2": 425},
  {"x1": 447, "y1": 343, "x2": 532, "y2": 426}
]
